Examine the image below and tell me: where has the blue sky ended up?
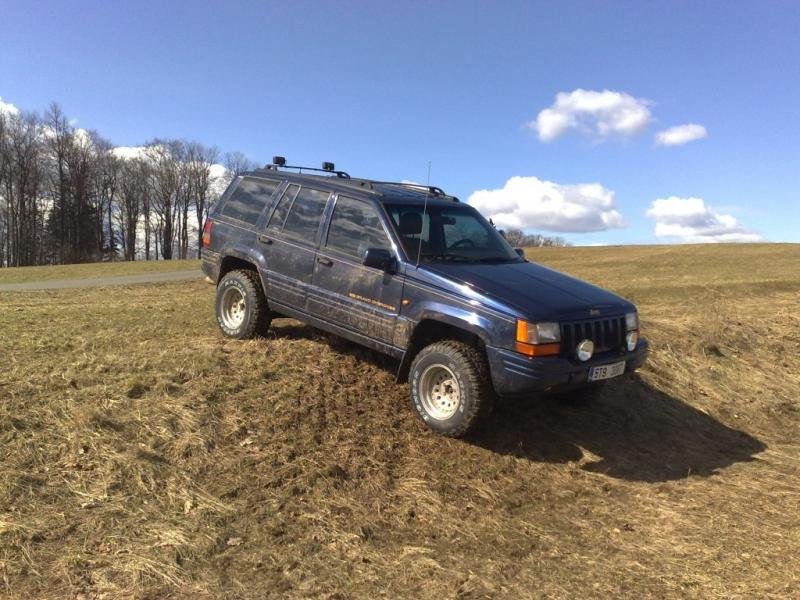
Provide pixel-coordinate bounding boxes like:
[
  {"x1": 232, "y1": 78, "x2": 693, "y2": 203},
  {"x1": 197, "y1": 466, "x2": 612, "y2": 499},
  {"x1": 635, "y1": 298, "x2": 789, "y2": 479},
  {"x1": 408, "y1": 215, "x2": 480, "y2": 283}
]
[{"x1": 1, "y1": 1, "x2": 798, "y2": 244}]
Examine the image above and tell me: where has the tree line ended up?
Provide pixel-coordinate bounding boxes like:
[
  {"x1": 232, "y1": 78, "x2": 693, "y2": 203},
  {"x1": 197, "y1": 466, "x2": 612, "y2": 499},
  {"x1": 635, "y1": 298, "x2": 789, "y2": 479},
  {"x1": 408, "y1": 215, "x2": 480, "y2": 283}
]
[
  {"x1": 0, "y1": 99, "x2": 571, "y2": 268},
  {"x1": 0, "y1": 102, "x2": 258, "y2": 267},
  {"x1": 491, "y1": 223, "x2": 570, "y2": 248}
]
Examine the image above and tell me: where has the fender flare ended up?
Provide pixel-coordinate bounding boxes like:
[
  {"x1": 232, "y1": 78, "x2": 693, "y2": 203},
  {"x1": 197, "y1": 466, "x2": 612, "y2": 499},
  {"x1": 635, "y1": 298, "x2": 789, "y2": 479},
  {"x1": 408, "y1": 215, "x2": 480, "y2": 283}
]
[{"x1": 395, "y1": 304, "x2": 495, "y2": 382}]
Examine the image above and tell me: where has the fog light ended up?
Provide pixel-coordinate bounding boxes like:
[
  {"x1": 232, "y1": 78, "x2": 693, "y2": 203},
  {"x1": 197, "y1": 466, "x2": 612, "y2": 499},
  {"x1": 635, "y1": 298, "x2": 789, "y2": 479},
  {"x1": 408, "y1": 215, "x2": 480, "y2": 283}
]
[
  {"x1": 577, "y1": 339, "x2": 594, "y2": 362},
  {"x1": 626, "y1": 330, "x2": 639, "y2": 351}
]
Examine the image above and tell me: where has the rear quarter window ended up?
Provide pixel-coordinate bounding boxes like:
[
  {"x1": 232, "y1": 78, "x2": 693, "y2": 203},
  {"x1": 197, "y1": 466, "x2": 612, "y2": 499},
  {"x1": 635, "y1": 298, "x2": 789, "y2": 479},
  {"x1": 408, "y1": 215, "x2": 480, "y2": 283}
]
[{"x1": 219, "y1": 177, "x2": 280, "y2": 225}]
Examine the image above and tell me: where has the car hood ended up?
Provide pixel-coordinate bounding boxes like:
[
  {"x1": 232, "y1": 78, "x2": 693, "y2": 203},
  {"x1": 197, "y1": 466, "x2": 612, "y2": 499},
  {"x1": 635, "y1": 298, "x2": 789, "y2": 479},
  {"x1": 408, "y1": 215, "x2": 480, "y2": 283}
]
[{"x1": 420, "y1": 260, "x2": 634, "y2": 320}]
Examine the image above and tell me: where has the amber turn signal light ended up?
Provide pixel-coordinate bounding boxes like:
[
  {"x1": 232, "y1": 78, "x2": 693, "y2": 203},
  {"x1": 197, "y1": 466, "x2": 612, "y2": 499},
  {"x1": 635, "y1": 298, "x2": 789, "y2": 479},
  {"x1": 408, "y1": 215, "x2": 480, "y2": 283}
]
[{"x1": 515, "y1": 320, "x2": 561, "y2": 357}]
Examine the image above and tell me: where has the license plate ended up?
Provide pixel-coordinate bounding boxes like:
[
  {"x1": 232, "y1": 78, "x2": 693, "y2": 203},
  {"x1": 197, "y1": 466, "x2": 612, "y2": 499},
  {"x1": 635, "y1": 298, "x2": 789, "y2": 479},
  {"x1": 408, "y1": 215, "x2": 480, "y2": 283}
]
[{"x1": 588, "y1": 360, "x2": 626, "y2": 382}]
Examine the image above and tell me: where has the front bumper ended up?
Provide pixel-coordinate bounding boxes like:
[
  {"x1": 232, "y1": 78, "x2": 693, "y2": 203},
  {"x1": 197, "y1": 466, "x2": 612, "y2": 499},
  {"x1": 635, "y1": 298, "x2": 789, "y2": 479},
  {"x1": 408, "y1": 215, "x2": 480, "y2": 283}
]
[{"x1": 486, "y1": 339, "x2": 649, "y2": 397}]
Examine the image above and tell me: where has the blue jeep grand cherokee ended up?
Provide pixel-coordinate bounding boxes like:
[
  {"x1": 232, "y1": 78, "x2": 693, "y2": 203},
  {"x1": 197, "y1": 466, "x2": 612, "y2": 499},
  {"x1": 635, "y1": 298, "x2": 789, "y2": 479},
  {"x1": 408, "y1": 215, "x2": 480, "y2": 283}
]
[{"x1": 201, "y1": 158, "x2": 648, "y2": 437}]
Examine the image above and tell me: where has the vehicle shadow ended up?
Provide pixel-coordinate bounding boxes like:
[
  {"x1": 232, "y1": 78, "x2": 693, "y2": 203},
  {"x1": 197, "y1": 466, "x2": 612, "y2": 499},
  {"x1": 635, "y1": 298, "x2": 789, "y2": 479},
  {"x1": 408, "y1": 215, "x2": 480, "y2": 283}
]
[
  {"x1": 267, "y1": 321, "x2": 766, "y2": 483},
  {"x1": 469, "y1": 373, "x2": 767, "y2": 482}
]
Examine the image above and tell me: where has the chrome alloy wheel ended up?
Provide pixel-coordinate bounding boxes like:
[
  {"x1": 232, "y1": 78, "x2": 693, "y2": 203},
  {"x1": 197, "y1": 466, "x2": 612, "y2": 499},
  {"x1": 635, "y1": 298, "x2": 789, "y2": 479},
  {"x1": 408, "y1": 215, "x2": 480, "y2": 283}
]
[
  {"x1": 220, "y1": 286, "x2": 247, "y2": 329},
  {"x1": 419, "y1": 364, "x2": 461, "y2": 420}
]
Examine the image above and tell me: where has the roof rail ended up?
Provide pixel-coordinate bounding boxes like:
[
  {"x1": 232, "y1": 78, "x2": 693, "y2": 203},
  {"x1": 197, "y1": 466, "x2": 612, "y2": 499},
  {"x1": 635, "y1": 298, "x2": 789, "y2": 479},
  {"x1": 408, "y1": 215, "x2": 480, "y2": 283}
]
[
  {"x1": 349, "y1": 179, "x2": 454, "y2": 198},
  {"x1": 376, "y1": 181, "x2": 448, "y2": 196},
  {"x1": 263, "y1": 156, "x2": 350, "y2": 179}
]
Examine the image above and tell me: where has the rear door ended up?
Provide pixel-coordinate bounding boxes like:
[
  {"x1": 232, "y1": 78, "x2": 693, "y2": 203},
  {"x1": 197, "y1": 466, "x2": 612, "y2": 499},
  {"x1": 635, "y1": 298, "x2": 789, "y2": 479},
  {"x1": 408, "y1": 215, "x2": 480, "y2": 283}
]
[
  {"x1": 258, "y1": 184, "x2": 331, "y2": 309},
  {"x1": 210, "y1": 175, "x2": 282, "y2": 264},
  {"x1": 308, "y1": 195, "x2": 403, "y2": 343}
]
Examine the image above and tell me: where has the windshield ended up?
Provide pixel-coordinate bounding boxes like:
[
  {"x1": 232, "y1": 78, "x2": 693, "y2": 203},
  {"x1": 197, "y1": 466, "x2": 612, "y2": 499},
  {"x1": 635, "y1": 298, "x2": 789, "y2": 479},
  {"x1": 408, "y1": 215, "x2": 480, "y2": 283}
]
[{"x1": 384, "y1": 202, "x2": 521, "y2": 263}]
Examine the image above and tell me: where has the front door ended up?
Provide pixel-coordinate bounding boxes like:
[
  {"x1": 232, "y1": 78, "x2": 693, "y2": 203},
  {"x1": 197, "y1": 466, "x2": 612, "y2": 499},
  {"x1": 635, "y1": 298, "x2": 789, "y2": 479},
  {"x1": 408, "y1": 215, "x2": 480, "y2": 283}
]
[
  {"x1": 259, "y1": 183, "x2": 330, "y2": 309},
  {"x1": 308, "y1": 195, "x2": 403, "y2": 344}
]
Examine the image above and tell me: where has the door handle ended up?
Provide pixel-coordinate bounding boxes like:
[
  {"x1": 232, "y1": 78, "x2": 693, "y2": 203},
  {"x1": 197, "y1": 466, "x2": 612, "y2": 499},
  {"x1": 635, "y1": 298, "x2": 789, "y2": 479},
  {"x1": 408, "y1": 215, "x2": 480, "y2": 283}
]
[
  {"x1": 316, "y1": 257, "x2": 333, "y2": 267},
  {"x1": 257, "y1": 234, "x2": 273, "y2": 245}
]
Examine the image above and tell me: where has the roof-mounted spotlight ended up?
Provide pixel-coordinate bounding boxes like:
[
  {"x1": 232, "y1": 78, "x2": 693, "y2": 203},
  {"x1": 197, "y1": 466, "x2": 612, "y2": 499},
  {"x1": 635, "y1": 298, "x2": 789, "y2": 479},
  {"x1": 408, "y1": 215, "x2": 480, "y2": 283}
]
[
  {"x1": 272, "y1": 156, "x2": 286, "y2": 166},
  {"x1": 322, "y1": 161, "x2": 335, "y2": 172}
]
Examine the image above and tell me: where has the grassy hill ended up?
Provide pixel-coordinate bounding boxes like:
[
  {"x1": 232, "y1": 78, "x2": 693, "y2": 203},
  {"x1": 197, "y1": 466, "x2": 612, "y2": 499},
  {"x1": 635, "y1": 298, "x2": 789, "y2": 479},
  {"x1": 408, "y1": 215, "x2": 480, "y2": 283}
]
[{"x1": 1, "y1": 244, "x2": 799, "y2": 598}]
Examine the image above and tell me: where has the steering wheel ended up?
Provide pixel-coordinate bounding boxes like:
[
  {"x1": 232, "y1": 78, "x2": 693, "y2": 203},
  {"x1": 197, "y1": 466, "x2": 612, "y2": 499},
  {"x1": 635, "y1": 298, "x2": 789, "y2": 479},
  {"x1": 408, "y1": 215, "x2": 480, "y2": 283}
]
[{"x1": 449, "y1": 238, "x2": 476, "y2": 249}]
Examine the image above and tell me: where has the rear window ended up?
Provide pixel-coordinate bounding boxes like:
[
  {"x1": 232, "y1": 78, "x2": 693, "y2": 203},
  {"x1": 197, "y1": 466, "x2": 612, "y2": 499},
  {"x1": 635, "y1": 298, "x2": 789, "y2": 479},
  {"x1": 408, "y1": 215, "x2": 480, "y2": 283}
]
[{"x1": 219, "y1": 177, "x2": 280, "y2": 225}]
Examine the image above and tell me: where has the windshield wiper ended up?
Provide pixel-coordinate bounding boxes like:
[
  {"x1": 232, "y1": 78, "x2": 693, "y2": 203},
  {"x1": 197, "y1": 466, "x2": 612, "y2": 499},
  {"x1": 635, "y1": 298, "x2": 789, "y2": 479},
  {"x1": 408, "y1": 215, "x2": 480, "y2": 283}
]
[
  {"x1": 472, "y1": 256, "x2": 519, "y2": 263},
  {"x1": 421, "y1": 253, "x2": 472, "y2": 262}
]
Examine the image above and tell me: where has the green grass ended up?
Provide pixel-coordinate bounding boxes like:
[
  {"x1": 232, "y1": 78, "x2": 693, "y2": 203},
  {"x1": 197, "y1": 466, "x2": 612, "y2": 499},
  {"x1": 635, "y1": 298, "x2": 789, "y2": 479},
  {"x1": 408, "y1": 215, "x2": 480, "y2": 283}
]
[
  {"x1": 0, "y1": 259, "x2": 201, "y2": 284},
  {"x1": 1, "y1": 244, "x2": 799, "y2": 598}
]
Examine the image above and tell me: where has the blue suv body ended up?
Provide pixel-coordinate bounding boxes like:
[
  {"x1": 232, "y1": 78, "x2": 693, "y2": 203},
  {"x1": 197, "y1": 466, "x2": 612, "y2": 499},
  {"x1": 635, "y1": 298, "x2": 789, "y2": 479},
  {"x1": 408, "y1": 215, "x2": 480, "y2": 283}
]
[{"x1": 201, "y1": 160, "x2": 648, "y2": 437}]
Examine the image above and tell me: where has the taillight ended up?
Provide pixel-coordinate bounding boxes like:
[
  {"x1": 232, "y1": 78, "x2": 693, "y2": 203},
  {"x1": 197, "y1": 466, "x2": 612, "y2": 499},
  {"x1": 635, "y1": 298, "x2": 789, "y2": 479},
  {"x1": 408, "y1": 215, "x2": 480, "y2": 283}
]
[{"x1": 202, "y1": 219, "x2": 213, "y2": 248}]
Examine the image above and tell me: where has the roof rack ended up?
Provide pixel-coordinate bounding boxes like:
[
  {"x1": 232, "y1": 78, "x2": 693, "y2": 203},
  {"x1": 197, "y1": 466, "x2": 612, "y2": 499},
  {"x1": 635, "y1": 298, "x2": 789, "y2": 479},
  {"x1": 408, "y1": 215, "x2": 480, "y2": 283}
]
[
  {"x1": 347, "y1": 179, "x2": 456, "y2": 200},
  {"x1": 263, "y1": 156, "x2": 350, "y2": 179},
  {"x1": 258, "y1": 156, "x2": 458, "y2": 201}
]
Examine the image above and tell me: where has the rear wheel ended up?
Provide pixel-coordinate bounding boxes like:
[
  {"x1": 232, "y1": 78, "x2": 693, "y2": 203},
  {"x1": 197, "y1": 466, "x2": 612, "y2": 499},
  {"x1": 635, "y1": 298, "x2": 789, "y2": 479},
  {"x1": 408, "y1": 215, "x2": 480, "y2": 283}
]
[
  {"x1": 409, "y1": 341, "x2": 494, "y2": 437},
  {"x1": 215, "y1": 269, "x2": 270, "y2": 339}
]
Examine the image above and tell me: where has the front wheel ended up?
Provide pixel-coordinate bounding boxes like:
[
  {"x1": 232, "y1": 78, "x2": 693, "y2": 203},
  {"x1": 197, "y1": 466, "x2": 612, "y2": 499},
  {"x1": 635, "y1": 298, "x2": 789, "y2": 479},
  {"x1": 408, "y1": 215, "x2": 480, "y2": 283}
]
[
  {"x1": 215, "y1": 269, "x2": 270, "y2": 339},
  {"x1": 409, "y1": 341, "x2": 494, "y2": 437}
]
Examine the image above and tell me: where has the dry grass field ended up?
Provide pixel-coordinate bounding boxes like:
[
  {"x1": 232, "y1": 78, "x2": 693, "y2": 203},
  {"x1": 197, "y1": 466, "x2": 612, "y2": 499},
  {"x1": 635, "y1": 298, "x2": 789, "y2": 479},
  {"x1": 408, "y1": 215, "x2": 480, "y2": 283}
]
[
  {"x1": 0, "y1": 259, "x2": 200, "y2": 285},
  {"x1": 1, "y1": 243, "x2": 799, "y2": 599}
]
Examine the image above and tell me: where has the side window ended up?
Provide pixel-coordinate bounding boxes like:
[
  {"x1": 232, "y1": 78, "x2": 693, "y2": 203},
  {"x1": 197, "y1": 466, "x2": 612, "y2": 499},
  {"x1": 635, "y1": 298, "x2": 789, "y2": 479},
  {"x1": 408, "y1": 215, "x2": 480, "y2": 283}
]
[
  {"x1": 326, "y1": 196, "x2": 390, "y2": 258},
  {"x1": 388, "y1": 205, "x2": 431, "y2": 260},
  {"x1": 220, "y1": 177, "x2": 279, "y2": 225},
  {"x1": 281, "y1": 187, "x2": 330, "y2": 241},
  {"x1": 267, "y1": 184, "x2": 300, "y2": 231}
]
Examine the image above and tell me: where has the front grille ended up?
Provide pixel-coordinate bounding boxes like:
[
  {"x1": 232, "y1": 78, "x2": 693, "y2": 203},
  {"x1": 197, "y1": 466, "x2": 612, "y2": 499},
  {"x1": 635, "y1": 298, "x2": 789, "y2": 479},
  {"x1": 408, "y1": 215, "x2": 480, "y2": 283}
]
[{"x1": 560, "y1": 316, "x2": 626, "y2": 357}]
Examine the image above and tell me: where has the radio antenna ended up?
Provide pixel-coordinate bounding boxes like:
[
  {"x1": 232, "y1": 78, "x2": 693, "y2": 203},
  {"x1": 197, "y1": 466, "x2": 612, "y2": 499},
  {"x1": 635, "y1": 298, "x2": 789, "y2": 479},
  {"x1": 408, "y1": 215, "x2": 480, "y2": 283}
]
[{"x1": 415, "y1": 161, "x2": 432, "y2": 268}]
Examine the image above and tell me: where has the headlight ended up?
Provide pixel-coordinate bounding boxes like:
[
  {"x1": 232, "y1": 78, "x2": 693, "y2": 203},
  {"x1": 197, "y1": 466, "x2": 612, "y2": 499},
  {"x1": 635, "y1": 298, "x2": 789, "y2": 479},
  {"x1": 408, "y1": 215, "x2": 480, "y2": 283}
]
[
  {"x1": 625, "y1": 311, "x2": 639, "y2": 331},
  {"x1": 515, "y1": 320, "x2": 561, "y2": 357},
  {"x1": 517, "y1": 320, "x2": 560, "y2": 344}
]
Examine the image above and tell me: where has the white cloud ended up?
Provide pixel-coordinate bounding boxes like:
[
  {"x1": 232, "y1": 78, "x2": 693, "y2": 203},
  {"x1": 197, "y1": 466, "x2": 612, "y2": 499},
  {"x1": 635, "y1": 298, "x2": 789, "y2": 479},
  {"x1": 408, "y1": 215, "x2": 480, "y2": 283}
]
[
  {"x1": 0, "y1": 96, "x2": 20, "y2": 116},
  {"x1": 528, "y1": 89, "x2": 652, "y2": 142},
  {"x1": 209, "y1": 163, "x2": 232, "y2": 196},
  {"x1": 655, "y1": 123, "x2": 707, "y2": 146},
  {"x1": 646, "y1": 196, "x2": 761, "y2": 243},
  {"x1": 468, "y1": 176, "x2": 626, "y2": 233},
  {"x1": 73, "y1": 128, "x2": 92, "y2": 147},
  {"x1": 112, "y1": 145, "x2": 150, "y2": 160}
]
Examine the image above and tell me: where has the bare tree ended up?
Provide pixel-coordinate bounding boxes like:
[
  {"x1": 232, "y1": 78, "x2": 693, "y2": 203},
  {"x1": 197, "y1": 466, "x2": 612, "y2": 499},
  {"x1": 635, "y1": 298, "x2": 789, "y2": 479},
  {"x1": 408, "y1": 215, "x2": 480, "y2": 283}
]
[
  {"x1": 224, "y1": 150, "x2": 257, "y2": 177},
  {"x1": 92, "y1": 136, "x2": 120, "y2": 260},
  {"x1": 116, "y1": 157, "x2": 146, "y2": 260},
  {"x1": 44, "y1": 103, "x2": 72, "y2": 264},
  {"x1": 4, "y1": 112, "x2": 46, "y2": 266},
  {"x1": 0, "y1": 111, "x2": 7, "y2": 266},
  {"x1": 146, "y1": 140, "x2": 182, "y2": 260},
  {"x1": 187, "y1": 142, "x2": 219, "y2": 256}
]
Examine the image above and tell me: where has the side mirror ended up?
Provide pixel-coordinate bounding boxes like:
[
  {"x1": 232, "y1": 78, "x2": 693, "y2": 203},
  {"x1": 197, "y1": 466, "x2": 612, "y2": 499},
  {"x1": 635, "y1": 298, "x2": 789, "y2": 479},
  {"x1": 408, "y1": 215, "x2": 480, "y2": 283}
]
[
  {"x1": 363, "y1": 248, "x2": 396, "y2": 272},
  {"x1": 514, "y1": 247, "x2": 525, "y2": 258}
]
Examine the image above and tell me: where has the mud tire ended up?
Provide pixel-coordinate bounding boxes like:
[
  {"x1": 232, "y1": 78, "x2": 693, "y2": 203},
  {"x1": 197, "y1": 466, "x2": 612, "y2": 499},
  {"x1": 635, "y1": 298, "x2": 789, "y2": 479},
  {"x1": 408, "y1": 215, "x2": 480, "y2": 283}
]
[
  {"x1": 215, "y1": 269, "x2": 270, "y2": 339},
  {"x1": 409, "y1": 340, "x2": 494, "y2": 437}
]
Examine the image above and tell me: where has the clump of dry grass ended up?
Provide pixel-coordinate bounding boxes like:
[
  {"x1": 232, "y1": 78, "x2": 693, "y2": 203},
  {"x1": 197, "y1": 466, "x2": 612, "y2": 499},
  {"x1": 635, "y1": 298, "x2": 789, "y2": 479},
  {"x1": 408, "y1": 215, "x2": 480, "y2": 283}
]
[{"x1": 1, "y1": 244, "x2": 799, "y2": 598}]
